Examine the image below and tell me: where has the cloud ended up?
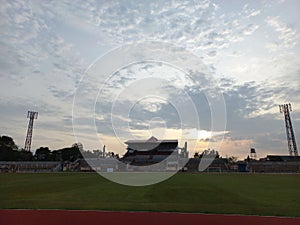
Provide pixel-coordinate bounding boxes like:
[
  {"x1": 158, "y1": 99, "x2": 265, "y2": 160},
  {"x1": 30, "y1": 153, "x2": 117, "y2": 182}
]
[
  {"x1": 74, "y1": 56, "x2": 299, "y2": 156},
  {"x1": 0, "y1": 0, "x2": 299, "y2": 158},
  {"x1": 243, "y1": 24, "x2": 259, "y2": 35},
  {"x1": 60, "y1": 0, "x2": 263, "y2": 56},
  {"x1": 265, "y1": 16, "x2": 298, "y2": 48}
]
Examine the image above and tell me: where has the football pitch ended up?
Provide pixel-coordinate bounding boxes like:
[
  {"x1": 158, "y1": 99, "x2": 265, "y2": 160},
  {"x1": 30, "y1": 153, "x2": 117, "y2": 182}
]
[{"x1": 0, "y1": 173, "x2": 299, "y2": 217}]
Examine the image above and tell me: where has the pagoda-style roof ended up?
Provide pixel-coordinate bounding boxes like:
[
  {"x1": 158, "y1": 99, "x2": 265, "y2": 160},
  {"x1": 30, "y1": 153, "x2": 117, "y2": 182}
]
[{"x1": 125, "y1": 136, "x2": 178, "y2": 144}]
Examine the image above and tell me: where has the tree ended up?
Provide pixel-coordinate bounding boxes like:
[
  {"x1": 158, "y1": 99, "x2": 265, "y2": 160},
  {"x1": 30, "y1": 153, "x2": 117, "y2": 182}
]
[
  {"x1": 0, "y1": 135, "x2": 34, "y2": 161},
  {"x1": 18, "y1": 149, "x2": 34, "y2": 161},
  {"x1": 52, "y1": 144, "x2": 83, "y2": 162},
  {"x1": 0, "y1": 135, "x2": 18, "y2": 150},
  {"x1": 35, "y1": 147, "x2": 52, "y2": 161},
  {"x1": 198, "y1": 149, "x2": 220, "y2": 158},
  {"x1": 0, "y1": 144, "x2": 16, "y2": 161},
  {"x1": 227, "y1": 155, "x2": 238, "y2": 164}
]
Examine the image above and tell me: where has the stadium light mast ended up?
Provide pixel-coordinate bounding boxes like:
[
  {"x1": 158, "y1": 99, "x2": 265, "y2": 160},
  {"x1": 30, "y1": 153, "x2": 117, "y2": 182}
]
[
  {"x1": 279, "y1": 103, "x2": 298, "y2": 156},
  {"x1": 24, "y1": 111, "x2": 38, "y2": 151}
]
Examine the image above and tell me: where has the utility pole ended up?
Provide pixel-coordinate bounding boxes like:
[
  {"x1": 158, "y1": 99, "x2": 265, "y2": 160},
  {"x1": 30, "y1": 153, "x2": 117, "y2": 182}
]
[
  {"x1": 24, "y1": 111, "x2": 38, "y2": 151},
  {"x1": 279, "y1": 103, "x2": 298, "y2": 156}
]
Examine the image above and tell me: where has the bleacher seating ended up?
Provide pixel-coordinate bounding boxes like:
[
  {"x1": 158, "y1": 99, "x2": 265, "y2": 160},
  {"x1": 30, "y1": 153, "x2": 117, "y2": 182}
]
[{"x1": 0, "y1": 161, "x2": 61, "y2": 172}]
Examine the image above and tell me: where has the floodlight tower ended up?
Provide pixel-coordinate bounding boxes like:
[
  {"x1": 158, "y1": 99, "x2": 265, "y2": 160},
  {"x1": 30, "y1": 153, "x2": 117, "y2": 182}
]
[
  {"x1": 24, "y1": 111, "x2": 38, "y2": 151},
  {"x1": 279, "y1": 103, "x2": 298, "y2": 156}
]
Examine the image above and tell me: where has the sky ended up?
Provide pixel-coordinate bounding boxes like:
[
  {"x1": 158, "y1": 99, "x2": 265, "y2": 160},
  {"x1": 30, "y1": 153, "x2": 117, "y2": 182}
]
[{"x1": 0, "y1": 0, "x2": 299, "y2": 159}]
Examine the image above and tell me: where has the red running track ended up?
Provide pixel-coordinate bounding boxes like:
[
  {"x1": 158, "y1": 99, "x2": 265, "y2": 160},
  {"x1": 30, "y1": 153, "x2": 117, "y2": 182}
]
[{"x1": 0, "y1": 210, "x2": 299, "y2": 225}]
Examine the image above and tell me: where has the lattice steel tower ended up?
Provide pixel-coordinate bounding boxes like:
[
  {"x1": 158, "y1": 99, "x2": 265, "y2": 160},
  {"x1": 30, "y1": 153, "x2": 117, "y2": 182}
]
[
  {"x1": 24, "y1": 111, "x2": 38, "y2": 151},
  {"x1": 279, "y1": 103, "x2": 298, "y2": 156}
]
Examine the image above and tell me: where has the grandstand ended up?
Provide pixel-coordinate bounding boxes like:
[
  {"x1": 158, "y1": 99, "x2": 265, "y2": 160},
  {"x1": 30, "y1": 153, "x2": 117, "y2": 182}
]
[
  {"x1": 121, "y1": 136, "x2": 185, "y2": 170},
  {"x1": 123, "y1": 136, "x2": 178, "y2": 163},
  {"x1": 237, "y1": 155, "x2": 300, "y2": 173},
  {"x1": 248, "y1": 161, "x2": 300, "y2": 173},
  {"x1": 0, "y1": 161, "x2": 62, "y2": 172},
  {"x1": 68, "y1": 158, "x2": 119, "y2": 172},
  {"x1": 185, "y1": 158, "x2": 230, "y2": 172}
]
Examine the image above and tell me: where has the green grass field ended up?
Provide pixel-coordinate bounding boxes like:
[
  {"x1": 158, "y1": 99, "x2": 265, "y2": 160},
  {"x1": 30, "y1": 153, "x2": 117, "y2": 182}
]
[{"x1": 1, "y1": 173, "x2": 300, "y2": 217}]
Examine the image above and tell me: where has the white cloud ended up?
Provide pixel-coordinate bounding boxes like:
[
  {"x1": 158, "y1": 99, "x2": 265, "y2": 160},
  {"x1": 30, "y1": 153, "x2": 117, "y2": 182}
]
[
  {"x1": 248, "y1": 10, "x2": 261, "y2": 17},
  {"x1": 243, "y1": 24, "x2": 259, "y2": 35},
  {"x1": 265, "y1": 16, "x2": 298, "y2": 48}
]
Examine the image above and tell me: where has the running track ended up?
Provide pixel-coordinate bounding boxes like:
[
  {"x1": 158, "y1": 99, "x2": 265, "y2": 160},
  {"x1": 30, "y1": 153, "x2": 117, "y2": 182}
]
[{"x1": 1, "y1": 210, "x2": 299, "y2": 225}]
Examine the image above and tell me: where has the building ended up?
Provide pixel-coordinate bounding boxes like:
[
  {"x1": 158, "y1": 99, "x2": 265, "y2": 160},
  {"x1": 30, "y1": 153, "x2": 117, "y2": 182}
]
[
  {"x1": 121, "y1": 136, "x2": 188, "y2": 171},
  {"x1": 264, "y1": 155, "x2": 300, "y2": 162},
  {"x1": 237, "y1": 155, "x2": 300, "y2": 173},
  {"x1": 247, "y1": 155, "x2": 300, "y2": 173},
  {"x1": 185, "y1": 158, "x2": 231, "y2": 172},
  {"x1": 248, "y1": 161, "x2": 300, "y2": 173}
]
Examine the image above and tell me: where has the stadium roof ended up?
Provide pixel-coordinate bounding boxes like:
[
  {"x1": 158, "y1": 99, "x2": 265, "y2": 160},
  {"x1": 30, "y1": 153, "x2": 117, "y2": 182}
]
[{"x1": 125, "y1": 136, "x2": 178, "y2": 144}]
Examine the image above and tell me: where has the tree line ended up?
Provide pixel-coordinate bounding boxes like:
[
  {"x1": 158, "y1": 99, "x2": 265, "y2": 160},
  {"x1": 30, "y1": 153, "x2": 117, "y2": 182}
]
[
  {"x1": 0, "y1": 135, "x2": 120, "y2": 162},
  {"x1": 0, "y1": 135, "x2": 83, "y2": 162}
]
